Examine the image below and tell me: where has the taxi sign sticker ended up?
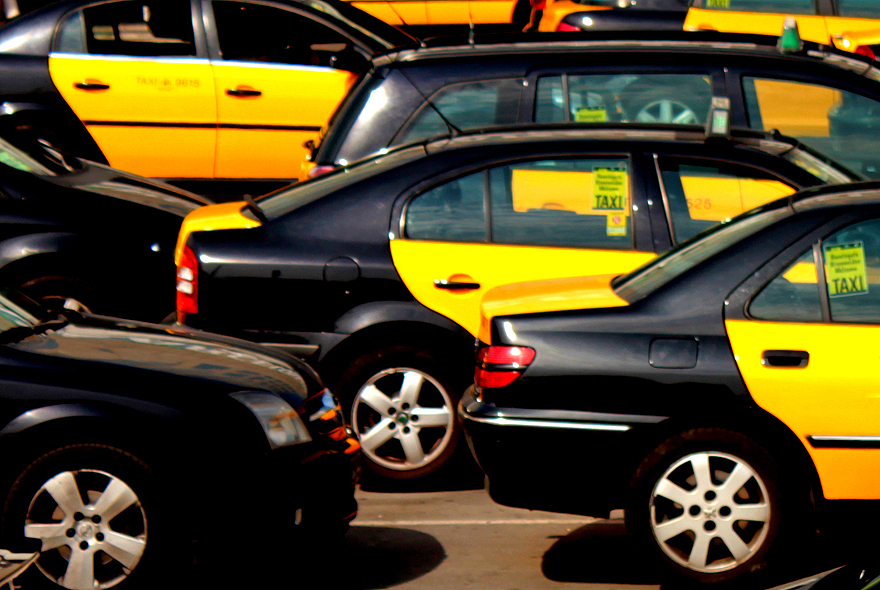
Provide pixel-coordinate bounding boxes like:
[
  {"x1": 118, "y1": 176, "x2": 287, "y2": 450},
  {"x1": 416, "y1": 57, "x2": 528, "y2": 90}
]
[
  {"x1": 824, "y1": 241, "x2": 869, "y2": 298},
  {"x1": 607, "y1": 214, "x2": 627, "y2": 236},
  {"x1": 592, "y1": 167, "x2": 628, "y2": 211},
  {"x1": 705, "y1": 0, "x2": 731, "y2": 8},
  {"x1": 575, "y1": 107, "x2": 608, "y2": 123}
]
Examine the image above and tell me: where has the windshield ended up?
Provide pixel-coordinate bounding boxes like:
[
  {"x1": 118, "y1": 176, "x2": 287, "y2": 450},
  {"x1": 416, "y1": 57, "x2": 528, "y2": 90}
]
[
  {"x1": 613, "y1": 202, "x2": 792, "y2": 301},
  {"x1": 258, "y1": 145, "x2": 426, "y2": 220}
]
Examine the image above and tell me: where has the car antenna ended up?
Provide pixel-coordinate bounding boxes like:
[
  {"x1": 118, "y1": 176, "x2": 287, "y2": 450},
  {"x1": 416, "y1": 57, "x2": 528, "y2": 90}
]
[
  {"x1": 398, "y1": 68, "x2": 463, "y2": 137},
  {"x1": 243, "y1": 194, "x2": 269, "y2": 224},
  {"x1": 468, "y1": 6, "x2": 476, "y2": 46}
]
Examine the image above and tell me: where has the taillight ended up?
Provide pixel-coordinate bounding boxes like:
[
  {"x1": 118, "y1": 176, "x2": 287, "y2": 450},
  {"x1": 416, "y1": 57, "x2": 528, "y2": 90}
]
[
  {"x1": 856, "y1": 45, "x2": 877, "y2": 60},
  {"x1": 530, "y1": 0, "x2": 546, "y2": 9},
  {"x1": 176, "y1": 245, "x2": 198, "y2": 321},
  {"x1": 308, "y1": 165, "x2": 336, "y2": 179},
  {"x1": 557, "y1": 22, "x2": 580, "y2": 31},
  {"x1": 474, "y1": 346, "x2": 536, "y2": 389}
]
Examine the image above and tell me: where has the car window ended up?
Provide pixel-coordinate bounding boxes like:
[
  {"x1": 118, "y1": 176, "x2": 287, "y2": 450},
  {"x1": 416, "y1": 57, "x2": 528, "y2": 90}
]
[
  {"x1": 823, "y1": 219, "x2": 880, "y2": 323},
  {"x1": 657, "y1": 159, "x2": 796, "y2": 244},
  {"x1": 535, "y1": 73, "x2": 712, "y2": 125},
  {"x1": 836, "y1": 0, "x2": 880, "y2": 18},
  {"x1": 212, "y1": 1, "x2": 353, "y2": 68},
  {"x1": 689, "y1": 0, "x2": 814, "y2": 14},
  {"x1": 743, "y1": 77, "x2": 880, "y2": 179},
  {"x1": 749, "y1": 249, "x2": 823, "y2": 322},
  {"x1": 54, "y1": 2, "x2": 196, "y2": 57},
  {"x1": 393, "y1": 79, "x2": 523, "y2": 147},
  {"x1": 405, "y1": 157, "x2": 634, "y2": 249}
]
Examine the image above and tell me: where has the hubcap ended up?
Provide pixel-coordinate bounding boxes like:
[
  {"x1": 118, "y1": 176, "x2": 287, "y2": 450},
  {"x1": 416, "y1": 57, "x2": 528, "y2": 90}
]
[
  {"x1": 649, "y1": 451, "x2": 771, "y2": 574},
  {"x1": 24, "y1": 469, "x2": 147, "y2": 590},
  {"x1": 636, "y1": 99, "x2": 701, "y2": 125},
  {"x1": 352, "y1": 368, "x2": 454, "y2": 472}
]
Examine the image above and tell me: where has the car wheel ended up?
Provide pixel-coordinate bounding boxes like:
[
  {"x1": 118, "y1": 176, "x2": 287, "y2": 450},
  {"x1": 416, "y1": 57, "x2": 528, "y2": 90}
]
[
  {"x1": 4, "y1": 444, "x2": 183, "y2": 590},
  {"x1": 627, "y1": 428, "x2": 798, "y2": 584},
  {"x1": 333, "y1": 346, "x2": 466, "y2": 481}
]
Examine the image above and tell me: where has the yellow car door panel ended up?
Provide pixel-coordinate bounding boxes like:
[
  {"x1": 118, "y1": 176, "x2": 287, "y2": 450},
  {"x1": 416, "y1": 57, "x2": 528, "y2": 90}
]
[{"x1": 684, "y1": 9, "x2": 830, "y2": 42}]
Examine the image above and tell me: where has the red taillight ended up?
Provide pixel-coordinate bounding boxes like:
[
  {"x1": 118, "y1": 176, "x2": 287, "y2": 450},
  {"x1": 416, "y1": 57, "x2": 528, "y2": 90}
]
[
  {"x1": 474, "y1": 346, "x2": 536, "y2": 389},
  {"x1": 856, "y1": 45, "x2": 876, "y2": 60},
  {"x1": 176, "y1": 245, "x2": 198, "y2": 321},
  {"x1": 530, "y1": 0, "x2": 546, "y2": 9},
  {"x1": 557, "y1": 22, "x2": 580, "y2": 31},
  {"x1": 308, "y1": 165, "x2": 336, "y2": 179}
]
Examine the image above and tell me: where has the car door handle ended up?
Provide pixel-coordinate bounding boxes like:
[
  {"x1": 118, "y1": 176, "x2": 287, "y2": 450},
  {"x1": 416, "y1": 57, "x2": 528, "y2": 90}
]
[
  {"x1": 74, "y1": 80, "x2": 110, "y2": 91},
  {"x1": 434, "y1": 279, "x2": 480, "y2": 290},
  {"x1": 226, "y1": 87, "x2": 262, "y2": 97},
  {"x1": 761, "y1": 350, "x2": 809, "y2": 368}
]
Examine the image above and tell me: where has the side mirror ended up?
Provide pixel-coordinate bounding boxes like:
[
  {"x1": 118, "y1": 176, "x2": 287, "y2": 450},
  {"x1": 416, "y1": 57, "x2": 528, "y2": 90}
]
[{"x1": 309, "y1": 42, "x2": 369, "y2": 73}]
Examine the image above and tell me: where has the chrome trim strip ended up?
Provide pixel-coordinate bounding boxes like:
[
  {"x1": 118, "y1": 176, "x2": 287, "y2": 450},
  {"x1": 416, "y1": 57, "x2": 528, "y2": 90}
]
[
  {"x1": 808, "y1": 435, "x2": 880, "y2": 449},
  {"x1": 463, "y1": 415, "x2": 631, "y2": 432}
]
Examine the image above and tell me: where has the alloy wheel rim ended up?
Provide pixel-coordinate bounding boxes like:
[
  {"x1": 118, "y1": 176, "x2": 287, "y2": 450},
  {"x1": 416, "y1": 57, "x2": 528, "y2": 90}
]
[
  {"x1": 649, "y1": 451, "x2": 771, "y2": 573},
  {"x1": 24, "y1": 469, "x2": 147, "y2": 589},
  {"x1": 352, "y1": 368, "x2": 455, "y2": 472},
  {"x1": 636, "y1": 100, "x2": 701, "y2": 125}
]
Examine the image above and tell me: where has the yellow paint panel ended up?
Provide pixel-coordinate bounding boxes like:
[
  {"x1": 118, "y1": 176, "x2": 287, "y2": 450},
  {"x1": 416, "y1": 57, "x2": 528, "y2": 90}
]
[
  {"x1": 426, "y1": 1, "x2": 471, "y2": 23},
  {"x1": 726, "y1": 319, "x2": 880, "y2": 499},
  {"x1": 683, "y1": 9, "x2": 830, "y2": 43},
  {"x1": 538, "y1": 1, "x2": 608, "y2": 31},
  {"x1": 680, "y1": 176, "x2": 794, "y2": 221},
  {"x1": 479, "y1": 274, "x2": 627, "y2": 342},
  {"x1": 216, "y1": 128, "x2": 316, "y2": 180},
  {"x1": 89, "y1": 127, "x2": 215, "y2": 178},
  {"x1": 751, "y1": 79, "x2": 839, "y2": 137},
  {"x1": 826, "y1": 19, "x2": 880, "y2": 51},
  {"x1": 175, "y1": 201, "x2": 261, "y2": 265},
  {"x1": 511, "y1": 169, "x2": 629, "y2": 215},
  {"x1": 350, "y1": 2, "x2": 405, "y2": 24},
  {"x1": 391, "y1": 239, "x2": 653, "y2": 336},
  {"x1": 783, "y1": 261, "x2": 818, "y2": 284},
  {"x1": 469, "y1": 0, "x2": 518, "y2": 23},
  {"x1": 385, "y1": 1, "x2": 428, "y2": 24}
]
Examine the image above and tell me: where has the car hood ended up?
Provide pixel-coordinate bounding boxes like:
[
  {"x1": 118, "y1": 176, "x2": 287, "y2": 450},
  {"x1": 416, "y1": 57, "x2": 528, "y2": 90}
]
[
  {"x1": 479, "y1": 274, "x2": 628, "y2": 342},
  {"x1": 7, "y1": 313, "x2": 320, "y2": 399}
]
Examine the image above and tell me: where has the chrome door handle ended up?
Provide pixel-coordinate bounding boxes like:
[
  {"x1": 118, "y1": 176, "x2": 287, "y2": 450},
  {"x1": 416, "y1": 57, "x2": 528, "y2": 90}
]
[
  {"x1": 434, "y1": 279, "x2": 480, "y2": 290},
  {"x1": 761, "y1": 350, "x2": 809, "y2": 368},
  {"x1": 226, "y1": 87, "x2": 262, "y2": 97},
  {"x1": 74, "y1": 81, "x2": 110, "y2": 91}
]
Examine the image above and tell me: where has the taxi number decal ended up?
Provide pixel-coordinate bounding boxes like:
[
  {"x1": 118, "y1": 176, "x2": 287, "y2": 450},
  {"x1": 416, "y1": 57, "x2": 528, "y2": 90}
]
[
  {"x1": 607, "y1": 214, "x2": 627, "y2": 236},
  {"x1": 824, "y1": 241, "x2": 869, "y2": 298},
  {"x1": 575, "y1": 107, "x2": 607, "y2": 123},
  {"x1": 137, "y1": 76, "x2": 201, "y2": 89},
  {"x1": 592, "y1": 167, "x2": 628, "y2": 211},
  {"x1": 705, "y1": 0, "x2": 731, "y2": 8}
]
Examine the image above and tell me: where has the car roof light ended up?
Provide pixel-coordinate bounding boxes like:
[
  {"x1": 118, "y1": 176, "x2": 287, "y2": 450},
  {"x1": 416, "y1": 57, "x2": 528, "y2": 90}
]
[
  {"x1": 777, "y1": 17, "x2": 803, "y2": 54},
  {"x1": 705, "y1": 96, "x2": 731, "y2": 139}
]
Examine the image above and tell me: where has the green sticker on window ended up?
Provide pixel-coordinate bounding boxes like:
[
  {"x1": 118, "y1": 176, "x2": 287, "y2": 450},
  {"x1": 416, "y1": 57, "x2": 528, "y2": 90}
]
[
  {"x1": 575, "y1": 107, "x2": 607, "y2": 123},
  {"x1": 705, "y1": 0, "x2": 731, "y2": 8},
  {"x1": 824, "y1": 241, "x2": 869, "y2": 298},
  {"x1": 592, "y1": 167, "x2": 628, "y2": 211}
]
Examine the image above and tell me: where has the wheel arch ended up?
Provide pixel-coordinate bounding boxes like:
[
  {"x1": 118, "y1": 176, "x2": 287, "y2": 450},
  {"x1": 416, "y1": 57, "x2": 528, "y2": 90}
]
[{"x1": 0, "y1": 101, "x2": 107, "y2": 164}]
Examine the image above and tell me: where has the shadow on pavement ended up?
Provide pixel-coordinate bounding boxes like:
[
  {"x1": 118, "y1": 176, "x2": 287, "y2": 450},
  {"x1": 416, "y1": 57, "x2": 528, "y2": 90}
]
[
  {"x1": 340, "y1": 526, "x2": 446, "y2": 589},
  {"x1": 358, "y1": 457, "x2": 485, "y2": 494}
]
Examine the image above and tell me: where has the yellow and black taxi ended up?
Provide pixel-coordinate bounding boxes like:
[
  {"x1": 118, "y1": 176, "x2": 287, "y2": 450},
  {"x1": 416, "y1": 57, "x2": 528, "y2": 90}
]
[
  {"x1": 544, "y1": 0, "x2": 880, "y2": 55},
  {"x1": 460, "y1": 179, "x2": 880, "y2": 584},
  {"x1": 0, "y1": 0, "x2": 414, "y2": 195},
  {"x1": 172, "y1": 122, "x2": 857, "y2": 481},
  {"x1": 309, "y1": 32, "x2": 880, "y2": 182}
]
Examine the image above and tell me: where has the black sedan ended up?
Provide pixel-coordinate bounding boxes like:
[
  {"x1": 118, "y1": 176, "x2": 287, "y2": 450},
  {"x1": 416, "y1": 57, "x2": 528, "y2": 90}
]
[
  {"x1": 460, "y1": 180, "x2": 880, "y2": 583},
  {"x1": 0, "y1": 130, "x2": 209, "y2": 322},
  {"x1": 0, "y1": 288, "x2": 358, "y2": 589}
]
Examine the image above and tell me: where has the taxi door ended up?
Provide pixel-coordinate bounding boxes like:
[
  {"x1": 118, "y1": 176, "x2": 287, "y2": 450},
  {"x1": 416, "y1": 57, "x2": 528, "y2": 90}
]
[
  {"x1": 390, "y1": 157, "x2": 655, "y2": 337},
  {"x1": 684, "y1": 2, "x2": 830, "y2": 44},
  {"x1": 726, "y1": 217, "x2": 880, "y2": 500},
  {"x1": 48, "y1": 1, "x2": 216, "y2": 179},
  {"x1": 208, "y1": 0, "x2": 362, "y2": 180}
]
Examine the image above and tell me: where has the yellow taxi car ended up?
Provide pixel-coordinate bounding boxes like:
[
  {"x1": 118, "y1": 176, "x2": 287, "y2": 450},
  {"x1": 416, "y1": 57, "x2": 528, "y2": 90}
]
[
  {"x1": 0, "y1": 0, "x2": 414, "y2": 194},
  {"x1": 542, "y1": 0, "x2": 880, "y2": 56},
  {"x1": 461, "y1": 178, "x2": 880, "y2": 584}
]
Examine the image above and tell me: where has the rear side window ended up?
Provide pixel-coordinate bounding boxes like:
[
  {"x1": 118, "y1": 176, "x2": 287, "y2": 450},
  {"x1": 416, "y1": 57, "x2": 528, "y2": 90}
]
[
  {"x1": 657, "y1": 158, "x2": 795, "y2": 244},
  {"x1": 405, "y1": 157, "x2": 634, "y2": 249},
  {"x1": 837, "y1": 0, "x2": 880, "y2": 18},
  {"x1": 393, "y1": 79, "x2": 523, "y2": 147},
  {"x1": 689, "y1": 0, "x2": 814, "y2": 13},
  {"x1": 743, "y1": 77, "x2": 880, "y2": 179},
  {"x1": 535, "y1": 73, "x2": 713, "y2": 125},
  {"x1": 54, "y1": 2, "x2": 196, "y2": 56}
]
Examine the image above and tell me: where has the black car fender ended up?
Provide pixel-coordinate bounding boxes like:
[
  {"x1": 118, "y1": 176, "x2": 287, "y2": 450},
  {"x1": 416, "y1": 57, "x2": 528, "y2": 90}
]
[
  {"x1": 332, "y1": 300, "x2": 466, "y2": 337},
  {"x1": 0, "y1": 232, "x2": 105, "y2": 280}
]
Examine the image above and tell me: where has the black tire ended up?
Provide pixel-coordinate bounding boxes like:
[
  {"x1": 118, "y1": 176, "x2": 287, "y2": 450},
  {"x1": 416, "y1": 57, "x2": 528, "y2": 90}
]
[
  {"x1": 625, "y1": 428, "x2": 806, "y2": 585},
  {"x1": 331, "y1": 344, "x2": 469, "y2": 481},
  {"x1": 3, "y1": 444, "x2": 189, "y2": 590}
]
